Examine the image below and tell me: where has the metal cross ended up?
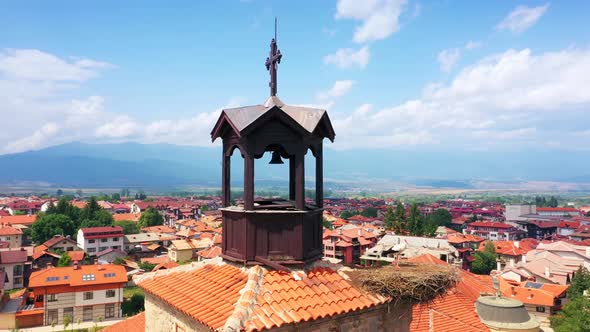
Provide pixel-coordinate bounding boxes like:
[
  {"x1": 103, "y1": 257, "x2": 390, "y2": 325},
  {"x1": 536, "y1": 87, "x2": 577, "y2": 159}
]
[{"x1": 265, "y1": 18, "x2": 282, "y2": 96}]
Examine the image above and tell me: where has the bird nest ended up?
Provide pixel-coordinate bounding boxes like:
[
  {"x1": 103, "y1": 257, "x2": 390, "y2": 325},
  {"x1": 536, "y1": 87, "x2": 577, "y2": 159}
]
[{"x1": 347, "y1": 263, "x2": 459, "y2": 304}]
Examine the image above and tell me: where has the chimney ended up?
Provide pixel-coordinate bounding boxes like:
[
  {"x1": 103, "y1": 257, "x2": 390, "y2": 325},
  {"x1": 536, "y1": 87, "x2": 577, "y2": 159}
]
[
  {"x1": 586, "y1": 247, "x2": 590, "y2": 258},
  {"x1": 337, "y1": 229, "x2": 342, "y2": 235},
  {"x1": 509, "y1": 259, "x2": 515, "y2": 267},
  {"x1": 510, "y1": 286, "x2": 516, "y2": 296},
  {"x1": 497, "y1": 261, "x2": 502, "y2": 271},
  {"x1": 545, "y1": 266, "x2": 551, "y2": 278},
  {"x1": 94, "y1": 259, "x2": 98, "y2": 265},
  {"x1": 73, "y1": 261, "x2": 79, "y2": 270},
  {"x1": 522, "y1": 255, "x2": 527, "y2": 264},
  {"x1": 47, "y1": 262, "x2": 53, "y2": 269},
  {"x1": 358, "y1": 229, "x2": 362, "y2": 236},
  {"x1": 513, "y1": 241, "x2": 520, "y2": 248}
]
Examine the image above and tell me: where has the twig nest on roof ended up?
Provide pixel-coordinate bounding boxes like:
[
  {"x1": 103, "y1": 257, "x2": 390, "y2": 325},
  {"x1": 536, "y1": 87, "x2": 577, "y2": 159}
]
[{"x1": 348, "y1": 263, "x2": 459, "y2": 304}]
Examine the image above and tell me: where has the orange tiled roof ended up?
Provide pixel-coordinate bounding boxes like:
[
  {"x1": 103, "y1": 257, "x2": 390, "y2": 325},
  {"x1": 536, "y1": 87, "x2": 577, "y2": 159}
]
[
  {"x1": 447, "y1": 233, "x2": 484, "y2": 244},
  {"x1": 196, "y1": 245, "x2": 222, "y2": 259},
  {"x1": 32, "y1": 245, "x2": 49, "y2": 260},
  {"x1": 0, "y1": 215, "x2": 36, "y2": 225},
  {"x1": 102, "y1": 312, "x2": 145, "y2": 332},
  {"x1": 29, "y1": 264, "x2": 127, "y2": 288},
  {"x1": 411, "y1": 292, "x2": 490, "y2": 332},
  {"x1": 113, "y1": 213, "x2": 141, "y2": 222},
  {"x1": 0, "y1": 224, "x2": 22, "y2": 235},
  {"x1": 67, "y1": 250, "x2": 85, "y2": 261},
  {"x1": 498, "y1": 277, "x2": 568, "y2": 306},
  {"x1": 139, "y1": 261, "x2": 387, "y2": 331},
  {"x1": 140, "y1": 264, "x2": 248, "y2": 330}
]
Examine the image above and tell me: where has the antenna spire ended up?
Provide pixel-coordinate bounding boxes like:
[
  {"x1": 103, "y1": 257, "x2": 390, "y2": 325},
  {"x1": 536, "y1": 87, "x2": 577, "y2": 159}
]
[{"x1": 265, "y1": 18, "x2": 282, "y2": 96}]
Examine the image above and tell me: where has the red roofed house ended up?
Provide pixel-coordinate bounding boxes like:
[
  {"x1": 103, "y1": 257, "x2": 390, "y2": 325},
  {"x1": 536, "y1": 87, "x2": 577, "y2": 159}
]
[
  {"x1": 465, "y1": 221, "x2": 525, "y2": 241},
  {"x1": 0, "y1": 224, "x2": 23, "y2": 248},
  {"x1": 409, "y1": 254, "x2": 496, "y2": 332},
  {"x1": 28, "y1": 264, "x2": 127, "y2": 326},
  {"x1": 322, "y1": 227, "x2": 378, "y2": 265},
  {"x1": 0, "y1": 248, "x2": 29, "y2": 290},
  {"x1": 498, "y1": 277, "x2": 569, "y2": 328},
  {"x1": 478, "y1": 241, "x2": 527, "y2": 270},
  {"x1": 77, "y1": 226, "x2": 124, "y2": 256}
]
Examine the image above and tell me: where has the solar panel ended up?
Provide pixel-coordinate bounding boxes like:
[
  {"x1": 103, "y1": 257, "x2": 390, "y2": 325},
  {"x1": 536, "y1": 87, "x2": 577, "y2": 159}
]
[{"x1": 524, "y1": 281, "x2": 543, "y2": 289}]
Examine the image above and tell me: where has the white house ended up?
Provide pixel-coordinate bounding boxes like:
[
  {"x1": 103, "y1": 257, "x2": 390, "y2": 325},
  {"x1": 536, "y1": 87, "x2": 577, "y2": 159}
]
[{"x1": 77, "y1": 226, "x2": 124, "y2": 256}]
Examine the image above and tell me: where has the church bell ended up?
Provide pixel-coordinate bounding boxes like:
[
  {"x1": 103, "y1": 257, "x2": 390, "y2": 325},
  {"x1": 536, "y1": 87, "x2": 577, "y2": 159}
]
[{"x1": 269, "y1": 150, "x2": 284, "y2": 164}]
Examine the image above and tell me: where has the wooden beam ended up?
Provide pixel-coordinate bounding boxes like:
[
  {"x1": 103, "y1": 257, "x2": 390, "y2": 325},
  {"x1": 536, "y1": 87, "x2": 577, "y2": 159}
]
[
  {"x1": 255, "y1": 256, "x2": 290, "y2": 272},
  {"x1": 295, "y1": 152, "x2": 305, "y2": 210},
  {"x1": 315, "y1": 144, "x2": 323, "y2": 208},
  {"x1": 222, "y1": 152, "x2": 231, "y2": 207},
  {"x1": 244, "y1": 154, "x2": 255, "y2": 210},
  {"x1": 289, "y1": 156, "x2": 296, "y2": 201}
]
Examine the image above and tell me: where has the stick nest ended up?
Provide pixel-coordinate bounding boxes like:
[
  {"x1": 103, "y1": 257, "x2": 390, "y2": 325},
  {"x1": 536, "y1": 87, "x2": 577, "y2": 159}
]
[{"x1": 348, "y1": 263, "x2": 459, "y2": 304}]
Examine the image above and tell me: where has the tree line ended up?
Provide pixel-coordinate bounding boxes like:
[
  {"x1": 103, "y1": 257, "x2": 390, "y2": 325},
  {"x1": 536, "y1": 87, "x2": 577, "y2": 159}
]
[
  {"x1": 382, "y1": 203, "x2": 453, "y2": 237},
  {"x1": 32, "y1": 197, "x2": 163, "y2": 244}
]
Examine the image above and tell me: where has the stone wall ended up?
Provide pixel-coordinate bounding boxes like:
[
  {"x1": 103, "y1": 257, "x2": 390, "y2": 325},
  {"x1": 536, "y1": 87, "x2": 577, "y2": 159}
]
[{"x1": 145, "y1": 292, "x2": 412, "y2": 332}]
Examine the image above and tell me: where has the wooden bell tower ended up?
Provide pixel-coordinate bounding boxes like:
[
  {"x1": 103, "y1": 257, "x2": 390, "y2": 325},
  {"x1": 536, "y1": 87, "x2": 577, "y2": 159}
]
[{"x1": 210, "y1": 28, "x2": 335, "y2": 268}]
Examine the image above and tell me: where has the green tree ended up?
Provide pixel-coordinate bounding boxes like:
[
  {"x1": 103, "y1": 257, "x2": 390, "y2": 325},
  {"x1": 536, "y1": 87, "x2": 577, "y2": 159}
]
[
  {"x1": 138, "y1": 207, "x2": 163, "y2": 228},
  {"x1": 549, "y1": 196, "x2": 559, "y2": 208},
  {"x1": 138, "y1": 261, "x2": 156, "y2": 271},
  {"x1": 428, "y1": 209, "x2": 453, "y2": 228},
  {"x1": 393, "y1": 202, "x2": 407, "y2": 233},
  {"x1": 360, "y1": 207, "x2": 378, "y2": 218},
  {"x1": 75, "y1": 189, "x2": 83, "y2": 198},
  {"x1": 340, "y1": 210, "x2": 359, "y2": 219},
  {"x1": 569, "y1": 267, "x2": 590, "y2": 298},
  {"x1": 407, "y1": 203, "x2": 424, "y2": 236},
  {"x1": 322, "y1": 217, "x2": 333, "y2": 230},
  {"x1": 57, "y1": 252, "x2": 72, "y2": 267},
  {"x1": 115, "y1": 220, "x2": 140, "y2": 234},
  {"x1": 471, "y1": 241, "x2": 496, "y2": 275},
  {"x1": 383, "y1": 206, "x2": 395, "y2": 230},
  {"x1": 122, "y1": 293, "x2": 145, "y2": 316},
  {"x1": 32, "y1": 214, "x2": 76, "y2": 244},
  {"x1": 56, "y1": 189, "x2": 63, "y2": 197},
  {"x1": 550, "y1": 296, "x2": 590, "y2": 332}
]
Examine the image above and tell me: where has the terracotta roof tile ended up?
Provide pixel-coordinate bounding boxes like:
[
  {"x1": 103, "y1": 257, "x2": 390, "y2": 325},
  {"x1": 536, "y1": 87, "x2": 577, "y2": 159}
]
[{"x1": 102, "y1": 312, "x2": 145, "y2": 332}]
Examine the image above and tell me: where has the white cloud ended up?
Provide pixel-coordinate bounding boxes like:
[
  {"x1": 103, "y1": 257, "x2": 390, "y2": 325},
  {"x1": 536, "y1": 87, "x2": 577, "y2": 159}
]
[
  {"x1": 4, "y1": 123, "x2": 60, "y2": 154},
  {"x1": 0, "y1": 49, "x2": 112, "y2": 81},
  {"x1": 437, "y1": 48, "x2": 461, "y2": 73},
  {"x1": 317, "y1": 80, "x2": 355, "y2": 100},
  {"x1": 465, "y1": 41, "x2": 482, "y2": 50},
  {"x1": 332, "y1": 47, "x2": 590, "y2": 149},
  {"x1": 324, "y1": 46, "x2": 370, "y2": 69},
  {"x1": 336, "y1": 0, "x2": 407, "y2": 43},
  {"x1": 497, "y1": 4, "x2": 549, "y2": 33}
]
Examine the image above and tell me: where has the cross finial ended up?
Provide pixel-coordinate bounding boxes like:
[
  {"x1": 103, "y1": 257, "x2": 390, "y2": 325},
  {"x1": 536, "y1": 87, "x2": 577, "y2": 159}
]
[{"x1": 265, "y1": 18, "x2": 282, "y2": 96}]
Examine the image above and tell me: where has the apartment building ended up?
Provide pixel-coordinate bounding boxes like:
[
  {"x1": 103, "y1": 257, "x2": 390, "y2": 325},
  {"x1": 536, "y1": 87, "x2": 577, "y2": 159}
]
[
  {"x1": 0, "y1": 224, "x2": 23, "y2": 248},
  {"x1": 77, "y1": 226, "x2": 124, "y2": 256},
  {"x1": 0, "y1": 249, "x2": 29, "y2": 289},
  {"x1": 28, "y1": 264, "x2": 127, "y2": 325}
]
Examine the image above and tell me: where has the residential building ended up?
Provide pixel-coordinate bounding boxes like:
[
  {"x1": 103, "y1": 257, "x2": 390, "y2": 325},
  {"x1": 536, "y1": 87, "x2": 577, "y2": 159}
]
[
  {"x1": 322, "y1": 227, "x2": 378, "y2": 265},
  {"x1": 465, "y1": 221, "x2": 525, "y2": 241},
  {"x1": 0, "y1": 249, "x2": 29, "y2": 290},
  {"x1": 77, "y1": 226, "x2": 124, "y2": 256},
  {"x1": 519, "y1": 220, "x2": 560, "y2": 239},
  {"x1": 498, "y1": 277, "x2": 568, "y2": 328},
  {"x1": 0, "y1": 224, "x2": 23, "y2": 248},
  {"x1": 505, "y1": 204, "x2": 537, "y2": 221},
  {"x1": 28, "y1": 264, "x2": 127, "y2": 325},
  {"x1": 167, "y1": 238, "x2": 212, "y2": 262},
  {"x1": 42, "y1": 235, "x2": 79, "y2": 252},
  {"x1": 123, "y1": 232, "x2": 175, "y2": 253}
]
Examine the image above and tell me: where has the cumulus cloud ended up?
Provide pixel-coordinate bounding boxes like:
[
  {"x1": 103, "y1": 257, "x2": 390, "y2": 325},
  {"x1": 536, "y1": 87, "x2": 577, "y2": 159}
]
[
  {"x1": 497, "y1": 4, "x2": 549, "y2": 33},
  {"x1": 323, "y1": 46, "x2": 370, "y2": 69},
  {"x1": 336, "y1": 0, "x2": 407, "y2": 43},
  {"x1": 317, "y1": 80, "x2": 355, "y2": 100},
  {"x1": 0, "y1": 49, "x2": 112, "y2": 81},
  {"x1": 332, "y1": 47, "x2": 590, "y2": 149}
]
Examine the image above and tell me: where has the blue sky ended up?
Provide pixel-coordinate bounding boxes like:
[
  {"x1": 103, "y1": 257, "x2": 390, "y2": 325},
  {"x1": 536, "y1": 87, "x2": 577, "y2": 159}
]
[{"x1": 1, "y1": 0, "x2": 589, "y2": 154}]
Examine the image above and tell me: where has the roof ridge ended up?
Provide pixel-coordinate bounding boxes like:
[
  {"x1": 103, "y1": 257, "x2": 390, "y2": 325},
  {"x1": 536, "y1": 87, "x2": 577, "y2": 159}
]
[{"x1": 223, "y1": 265, "x2": 265, "y2": 332}]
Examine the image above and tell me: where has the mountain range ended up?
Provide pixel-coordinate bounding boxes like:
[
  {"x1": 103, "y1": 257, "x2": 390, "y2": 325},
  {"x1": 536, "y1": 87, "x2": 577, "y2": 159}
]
[{"x1": 0, "y1": 142, "x2": 589, "y2": 190}]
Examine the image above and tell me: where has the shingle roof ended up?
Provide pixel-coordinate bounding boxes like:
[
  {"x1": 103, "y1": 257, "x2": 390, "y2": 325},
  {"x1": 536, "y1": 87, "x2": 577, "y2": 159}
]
[
  {"x1": 42, "y1": 235, "x2": 77, "y2": 248},
  {"x1": 0, "y1": 225, "x2": 22, "y2": 235},
  {"x1": 138, "y1": 260, "x2": 386, "y2": 331},
  {"x1": 29, "y1": 264, "x2": 127, "y2": 287},
  {"x1": 0, "y1": 249, "x2": 28, "y2": 264}
]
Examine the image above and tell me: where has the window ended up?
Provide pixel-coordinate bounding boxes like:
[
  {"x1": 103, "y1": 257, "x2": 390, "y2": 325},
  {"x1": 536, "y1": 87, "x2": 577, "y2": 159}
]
[
  {"x1": 83, "y1": 306, "x2": 93, "y2": 321},
  {"x1": 67, "y1": 247, "x2": 74, "y2": 251},
  {"x1": 47, "y1": 309, "x2": 58, "y2": 325},
  {"x1": 105, "y1": 303, "x2": 115, "y2": 318},
  {"x1": 111, "y1": 246, "x2": 119, "y2": 250},
  {"x1": 536, "y1": 306, "x2": 546, "y2": 313},
  {"x1": 88, "y1": 248, "x2": 96, "y2": 253},
  {"x1": 47, "y1": 294, "x2": 57, "y2": 302},
  {"x1": 88, "y1": 239, "x2": 96, "y2": 244},
  {"x1": 112, "y1": 237, "x2": 119, "y2": 242},
  {"x1": 63, "y1": 307, "x2": 73, "y2": 320},
  {"x1": 82, "y1": 274, "x2": 96, "y2": 281},
  {"x1": 106, "y1": 289, "x2": 116, "y2": 298},
  {"x1": 99, "y1": 246, "x2": 108, "y2": 251},
  {"x1": 13, "y1": 277, "x2": 23, "y2": 286},
  {"x1": 36, "y1": 295, "x2": 43, "y2": 302},
  {"x1": 104, "y1": 273, "x2": 116, "y2": 278},
  {"x1": 101, "y1": 238, "x2": 108, "y2": 243},
  {"x1": 84, "y1": 292, "x2": 93, "y2": 300}
]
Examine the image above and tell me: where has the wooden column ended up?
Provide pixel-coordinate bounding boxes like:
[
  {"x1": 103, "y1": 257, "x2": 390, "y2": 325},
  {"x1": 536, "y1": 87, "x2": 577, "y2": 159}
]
[
  {"x1": 222, "y1": 150, "x2": 231, "y2": 207},
  {"x1": 289, "y1": 156, "x2": 296, "y2": 201},
  {"x1": 244, "y1": 154, "x2": 255, "y2": 210},
  {"x1": 295, "y1": 151, "x2": 305, "y2": 210},
  {"x1": 315, "y1": 145, "x2": 323, "y2": 208}
]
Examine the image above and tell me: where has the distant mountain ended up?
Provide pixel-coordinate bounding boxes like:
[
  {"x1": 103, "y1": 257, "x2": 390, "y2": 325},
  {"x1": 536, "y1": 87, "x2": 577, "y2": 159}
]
[{"x1": 0, "y1": 142, "x2": 589, "y2": 189}]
